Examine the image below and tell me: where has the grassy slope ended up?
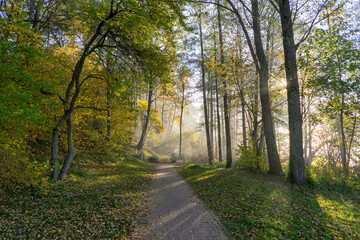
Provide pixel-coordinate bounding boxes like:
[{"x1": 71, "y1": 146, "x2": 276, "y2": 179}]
[
  {"x1": 0, "y1": 151, "x2": 152, "y2": 239},
  {"x1": 179, "y1": 165, "x2": 360, "y2": 240}
]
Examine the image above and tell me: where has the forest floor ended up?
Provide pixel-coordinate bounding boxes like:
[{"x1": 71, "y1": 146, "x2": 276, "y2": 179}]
[
  {"x1": 132, "y1": 163, "x2": 231, "y2": 240},
  {"x1": 0, "y1": 151, "x2": 152, "y2": 239},
  {"x1": 179, "y1": 164, "x2": 360, "y2": 239}
]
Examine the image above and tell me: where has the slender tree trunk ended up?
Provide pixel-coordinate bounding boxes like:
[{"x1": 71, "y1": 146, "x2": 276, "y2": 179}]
[
  {"x1": 50, "y1": 112, "x2": 70, "y2": 179},
  {"x1": 210, "y1": 85, "x2": 214, "y2": 150},
  {"x1": 199, "y1": 14, "x2": 214, "y2": 164},
  {"x1": 106, "y1": 81, "x2": 111, "y2": 142},
  {"x1": 339, "y1": 94, "x2": 348, "y2": 177},
  {"x1": 216, "y1": 79, "x2": 223, "y2": 163},
  {"x1": 137, "y1": 81, "x2": 153, "y2": 151},
  {"x1": 240, "y1": 88, "x2": 247, "y2": 147},
  {"x1": 278, "y1": 0, "x2": 307, "y2": 184},
  {"x1": 161, "y1": 96, "x2": 165, "y2": 125},
  {"x1": 214, "y1": 35, "x2": 223, "y2": 163},
  {"x1": 179, "y1": 81, "x2": 185, "y2": 158},
  {"x1": 59, "y1": 117, "x2": 76, "y2": 180},
  {"x1": 251, "y1": 0, "x2": 282, "y2": 175},
  {"x1": 32, "y1": 2, "x2": 41, "y2": 32},
  {"x1": 308, "y1": 113, "x2": 313, "y2": 163},
  {"x1": 304, "y1": 114, "x2": 308, "y2": 162},
  {"x1": 347, "y1": 118, "x2": 357, "y2": 165},
  {"x1": 217, "y1": 1, "x2": 232, "y2": 168},
  {"x1": 225, "y1": 0, "x2": 281, "y2": 174},
  {"x1": 252, "y1": 90, "x2": 260, "y2": 155}
]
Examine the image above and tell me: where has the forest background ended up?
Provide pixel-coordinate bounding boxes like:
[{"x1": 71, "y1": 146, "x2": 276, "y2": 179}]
[{"x1": 1, "y1": 0, "x2": 359, "y2": 188}]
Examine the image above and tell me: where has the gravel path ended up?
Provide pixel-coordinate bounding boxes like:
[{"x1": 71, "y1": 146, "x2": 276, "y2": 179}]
[{"x1": 136, "y1": 164, "x2": 230, "y2": 240}]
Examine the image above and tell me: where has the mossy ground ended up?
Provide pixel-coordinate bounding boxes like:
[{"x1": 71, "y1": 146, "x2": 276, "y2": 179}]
[
  {"x1": 0, "y1": 151, "x2": 152, "y2": 239},
  {"x1": 179, "y1": 165, "x2": 360, "y2": 239}
]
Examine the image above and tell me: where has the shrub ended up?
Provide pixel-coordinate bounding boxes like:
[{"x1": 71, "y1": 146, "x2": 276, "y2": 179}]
[
  {"x1": 0, "y1": 146, "x2": 49, "y2": 193},
  {"x1": 309, "y1": 156, "x2": 347, "y2": 186},
  {"x1": 236, "y1": 145, "x2": 267, "y2": 173}
]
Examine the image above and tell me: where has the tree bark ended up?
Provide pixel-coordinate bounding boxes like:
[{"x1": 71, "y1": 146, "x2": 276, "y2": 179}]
[
  {"x1": 339, "y1": 94, "x2": 348, "y2": 177},
  {"x1": 217, "y1": 1, "x2": 232, "y2": 168},
  {"x1": 50, "y1": 8, "x2": 118, "y2": 180},
  {"x1": 210, "y1": 84, "x2": 214, "y2": 151},
  {"x1": 225, "y1": 0, "x2": 282, "y2": 174},
  {"x1": 106, "y1": 80, "x2": 111, "y2": 142},
  {"x1": 214, "y1": 34, "x2": 223, "y2": 163},
  {"x1": 240, "y1": 88, "x2": 247, "y2": 147},
  {"x1": 59, "y1": 117, "x2": 76, "y2": 180},
  {"x1": 179, "y1": 80, "x2": 185, "y2": 158},
  {"x1": 50, "y1": 112, "x2": 70, "y2": 179},
  {"x1": 199, "y1": 13, "x2": 214, "y2": 165},
  {"x1": 278, "y1": 0, "x2": 307, "y2": 184},
  {"x1": 251, "y1": 0, "x2": 282, "y2": 175},
  {"x1": 137, "y1": 80, "x2": 153, "y2": 151}
]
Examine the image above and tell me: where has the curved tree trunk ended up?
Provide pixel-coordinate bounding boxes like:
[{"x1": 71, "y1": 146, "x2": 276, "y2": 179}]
[
  {"x1": 251, "y1": 0, "x2": 282, "y2": 175},
  {"x1": 59, "y1": 117, "x2": 76, "y2": 180},
  {"x1": 137, "y1": 81, "x2": 153, "y2": 151},
  {"x1": 50, "y1": 9, "x2": 118, "y2": 180},
  {"x1": 50, "y1": 112, "x2": 70, "y2": 179}
]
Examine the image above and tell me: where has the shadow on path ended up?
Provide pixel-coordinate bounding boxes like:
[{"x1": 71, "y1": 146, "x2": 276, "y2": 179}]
[{"x1": 135, "y1": 164, "x2": 230, "y2": 240}]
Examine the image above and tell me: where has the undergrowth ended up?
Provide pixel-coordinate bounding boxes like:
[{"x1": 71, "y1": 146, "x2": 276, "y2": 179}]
[
  {"x1": 179, "y1": 165, "x2": 360, "y2": 239},
  {"x1": 0, "y1": 151, "x2": 152, "y2": 239}
]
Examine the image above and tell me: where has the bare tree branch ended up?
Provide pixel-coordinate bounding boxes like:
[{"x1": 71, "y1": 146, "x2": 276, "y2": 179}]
[
  {"x1": 40, "y1": 89, "x2": 66, "y2": 103},
  {"x1": 80, "y1": 74, "x2": 105, "y2": 87},
  {"x1": 194, "y1": 0, "x2": 236, "y2": 13},
  {"x1": 267, "y1": 0, "x2": 280, "y2": 13}
]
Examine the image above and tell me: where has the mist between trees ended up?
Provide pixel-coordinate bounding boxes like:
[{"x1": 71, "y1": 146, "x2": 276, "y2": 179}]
[{"x1": 1, "y1": 0, "x2": 359, "y2": 191}]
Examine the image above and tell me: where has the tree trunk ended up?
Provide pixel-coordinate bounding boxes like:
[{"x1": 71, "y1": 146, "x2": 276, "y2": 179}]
[
  {"x1": 50, "y1": 7, "x2": 118, "y2": 180},
  {"x1": 217, "y1": 1, "x2": 232, "y2": 168},
  {"x1": 210, "y1": 84, "x2": 214, "y2": 150},
  {"x1": 347, "y1": 118, "x2": 357, "y2": 166},
  {"x1": 106, "y1": 81, "x2": 111, "y2": 142},
  {"x1": 214, "y1": 34, "x2": 223, "y2": 163},
  {"x1": 339, "y1": 94, "x2": 348, "y2": 177},
  {"x1": 251, "y1": 0, "x2": 282, "y2": 175},
  {"x1": 179, "y1": 81, "x2": 185, "y2": 158},
  {"x1": 226, "y1": 0, "x2": 281, "y2": 174},
  {"x1": 50, "y1": 112, "x2": 70, "y2": 179},
  {"x1": 199, "y1": 14, "x2": 214, "y2": 165},
  {"x1": 161, "y1": 96, "x2": 165, "y2": 125},
  {"x1": 308, "y1": 114, "x2": 313, "y2": 163},
  {"x1": 278, "y1": 0, "x2": 307, "y2": 184},
  {"x1": 59, "y1": 117, "x2": 76, "y2": 180},
  {"x1": 137, "y1": 81, "x2": 153, "y2": 151},
  {"x1": 252, "y1": 89, "x2": 260, "y2": 155},
  {"x1": 240, "y1": 88, "x2": 247, "y2": 147}
]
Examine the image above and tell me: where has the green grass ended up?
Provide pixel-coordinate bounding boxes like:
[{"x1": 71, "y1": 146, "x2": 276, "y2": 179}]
[
  {"x1": 0, "y1": 151, "x2": 152, "y2": 239},
  {"x1": 179, "y1": 165, "x2": 360, "y2": 239}
]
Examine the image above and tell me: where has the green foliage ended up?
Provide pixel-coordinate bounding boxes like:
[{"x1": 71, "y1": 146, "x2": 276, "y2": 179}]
[
  {"x1": 300, "y1": 8, "x2": 360, "y2": 120},
  {"x1": 0, "y1": 150, "x2": 152, "y2": 238},
  {"x1": 0, "y1": 146, "x2": 49, "y2": 192},
  {"x1": 0, "y1": 3, "x2": 46, "y2": 142},
  {"x1": 179, "y1": 166, "x2": 360, "y2": 239},
  {"x1": 236, "y1": 145, "x2": 267, "y2": 172}
]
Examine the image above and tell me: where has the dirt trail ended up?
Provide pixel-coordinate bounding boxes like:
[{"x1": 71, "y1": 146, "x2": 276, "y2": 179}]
[{"x1": 135, "y1": 164, "x2": 230, "y2": 240}]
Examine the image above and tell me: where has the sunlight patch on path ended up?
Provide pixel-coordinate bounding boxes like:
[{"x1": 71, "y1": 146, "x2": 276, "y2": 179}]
[{"x1": 135, "y1": 164, "x2": 231, "y2": 240}]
